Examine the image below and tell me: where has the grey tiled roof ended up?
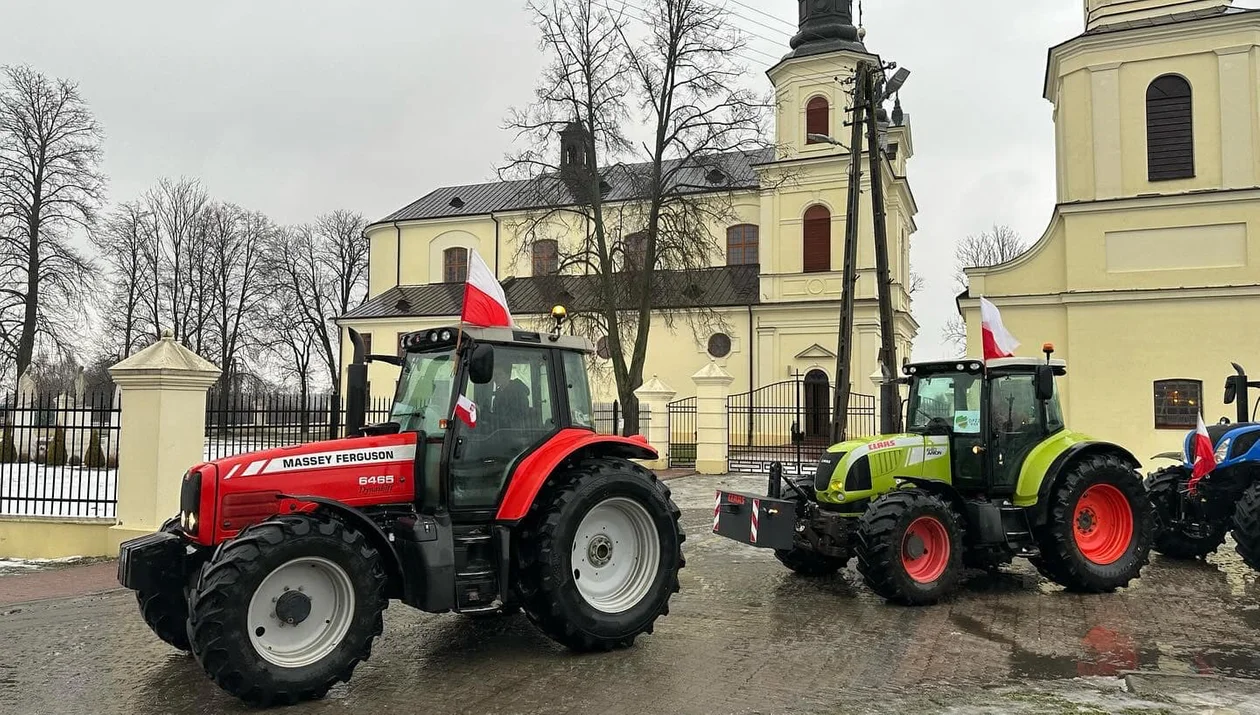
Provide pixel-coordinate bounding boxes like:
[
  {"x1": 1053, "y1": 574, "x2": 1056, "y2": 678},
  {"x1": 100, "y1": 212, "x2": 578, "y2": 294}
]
[
  {"x1": 372, "y1": 148, "x2": 775, "y2": 226},
  {"x1": 341, "y1": 264, "x2": 761, "y2": 321},
  {"x1": 1084, "y1": 4, "x2": 1252, "y2": 34}
]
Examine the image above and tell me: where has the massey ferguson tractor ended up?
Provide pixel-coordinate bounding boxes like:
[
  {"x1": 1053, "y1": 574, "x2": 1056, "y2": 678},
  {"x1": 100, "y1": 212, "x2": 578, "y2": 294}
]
[
  {"x1": 713, "y1": 347, "x2": 1155, "y2": 605},
  {"x1": 117, "y1": 312, "x2": 685, "y2": 706},
  {"x1": 1145, "y1": 363, "x2": 1260, "y2": 569}
]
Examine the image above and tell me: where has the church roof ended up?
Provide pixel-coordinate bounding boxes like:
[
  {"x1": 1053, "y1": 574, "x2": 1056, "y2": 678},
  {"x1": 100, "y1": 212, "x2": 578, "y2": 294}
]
[
  {"x1": 341, "y1": 264, "x2": 761, "y2": 321},
  {"x1": 370, "y1": 148, "x2": 774, "y2": 226},
  {"x1": 1083, "y1": 3, "x2": 1253, "y2": 34}
]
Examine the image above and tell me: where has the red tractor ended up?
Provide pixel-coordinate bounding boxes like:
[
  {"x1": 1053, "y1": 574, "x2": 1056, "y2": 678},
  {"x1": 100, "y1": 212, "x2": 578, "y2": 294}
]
[{"x1": 117, "y1": 317, "x2": 685, "y2": 706}]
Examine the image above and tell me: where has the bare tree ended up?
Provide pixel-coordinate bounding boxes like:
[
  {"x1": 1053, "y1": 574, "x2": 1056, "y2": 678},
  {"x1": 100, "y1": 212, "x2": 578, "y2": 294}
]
[
  {"x1": 0, "y1": 65, "x2": 104, "y2": 379},
  {"x1": 503, "y1": 0, "x2": 769, "y2": 433},
  {"x1": 90, "y1": 201, "x2": 155, "y2": 359},
  {"x1": 942, "y1": 225, "x2": 1029, "y2": 353},
  {"x1": 266, "y1": 211, "x2": 368, "y2": 392},
  {"x1": 205, "y1": 202, "x2": 270, "y2": 382},
  {"x1": 143, "y1": 176, "x2": 209, "y2": 345}
]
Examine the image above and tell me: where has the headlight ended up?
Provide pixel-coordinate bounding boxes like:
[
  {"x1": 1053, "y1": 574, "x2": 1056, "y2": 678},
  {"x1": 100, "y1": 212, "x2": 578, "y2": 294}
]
[
  {"x1": 180, "y1": 469, "x2": 202, "y2": 535},
  {"x1": 1215, "y1": 438, "x2": 1231, "y2": 462}
]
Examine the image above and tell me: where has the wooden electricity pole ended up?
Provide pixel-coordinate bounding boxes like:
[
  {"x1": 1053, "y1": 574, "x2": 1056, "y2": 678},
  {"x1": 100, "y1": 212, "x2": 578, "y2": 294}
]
[
  {"x1": 864, "y1": 68, "x2": 903, "y2": 434},
  {"x1": 830, "y1": 62, "x2": 869, "y2": 444}
]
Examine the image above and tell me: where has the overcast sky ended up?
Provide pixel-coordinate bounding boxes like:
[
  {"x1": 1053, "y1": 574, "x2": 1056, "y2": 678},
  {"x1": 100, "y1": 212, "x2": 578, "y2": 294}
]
[{"x1": 6, "y1": 1, "x2": 1239, "y2": 360}]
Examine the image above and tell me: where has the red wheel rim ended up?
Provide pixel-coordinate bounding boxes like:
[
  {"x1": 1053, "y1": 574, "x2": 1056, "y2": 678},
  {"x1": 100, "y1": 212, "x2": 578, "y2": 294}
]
[
  {"x1": 902, "y1": 516, "x2": 950, "y2": 583},
  {"x1": 1073, "y1": 484, "x2": 1134, "y2": 565}
]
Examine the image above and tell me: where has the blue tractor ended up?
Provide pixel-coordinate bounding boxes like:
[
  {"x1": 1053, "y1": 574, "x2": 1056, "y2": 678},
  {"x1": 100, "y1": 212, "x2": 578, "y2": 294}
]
[{"x1": 1146, "y1": 363, "x2": 1260, "y2": 568}]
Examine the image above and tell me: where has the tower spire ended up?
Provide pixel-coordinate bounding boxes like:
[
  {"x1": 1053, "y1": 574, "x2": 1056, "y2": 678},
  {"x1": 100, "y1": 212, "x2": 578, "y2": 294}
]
[{"x1": 787, "y1": 0, "x2": 867, "y2": 59}]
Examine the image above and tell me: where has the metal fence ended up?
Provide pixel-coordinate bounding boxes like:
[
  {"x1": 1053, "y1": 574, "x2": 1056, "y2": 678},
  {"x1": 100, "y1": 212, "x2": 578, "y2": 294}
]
[
  {"x1": 727, "y1": 376, "x2": 877, "y2": 475},
  {"x1": 667, "y1": 397, "x2": 696, "y2": 468},
  {"x1": 0, "y1": 391, "x2": 121, "y2": 518},
  {"x1": 204, "y1": 392, "x2": 393, "y2": 461},
  {"x1": 592, "y1": 400, "x2": 650, "y2": 436}
]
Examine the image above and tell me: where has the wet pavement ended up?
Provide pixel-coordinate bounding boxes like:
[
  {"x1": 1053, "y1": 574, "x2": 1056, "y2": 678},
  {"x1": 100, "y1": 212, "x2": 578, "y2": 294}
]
[{"x1": 1, "y1": 473, "x2": 1258, "y2": 714}]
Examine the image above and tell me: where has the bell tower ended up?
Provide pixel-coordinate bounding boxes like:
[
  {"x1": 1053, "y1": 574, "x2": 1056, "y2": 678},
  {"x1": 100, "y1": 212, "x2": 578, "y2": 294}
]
[
  {"x1": 1084, "y1": 0, "x2": 1233, "y2": 32},
  {"x1": 787, "y1": 0, "x2": 866, "y2": 59}
]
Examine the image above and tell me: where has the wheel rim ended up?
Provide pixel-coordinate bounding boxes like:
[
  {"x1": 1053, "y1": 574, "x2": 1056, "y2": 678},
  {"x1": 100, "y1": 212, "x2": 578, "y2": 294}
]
[
  {"x1": 571, "y1": 496, "x2": 661, "y2": 614},
  {"x1": 246, "y1": 556, "x2": 356, "y2": 668},
  {"x1": 1073, "y1": 484, "x2": 1134, "y2": 565},
  {"x1": 902, "y1": 516, "x2": 950, "y2": 584}
]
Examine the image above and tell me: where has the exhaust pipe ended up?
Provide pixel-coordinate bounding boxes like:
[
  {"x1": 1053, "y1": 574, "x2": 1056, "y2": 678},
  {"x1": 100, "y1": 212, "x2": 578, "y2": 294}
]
[{"x1": 345, "y1": 328, "x2": 368, "y2": 437}]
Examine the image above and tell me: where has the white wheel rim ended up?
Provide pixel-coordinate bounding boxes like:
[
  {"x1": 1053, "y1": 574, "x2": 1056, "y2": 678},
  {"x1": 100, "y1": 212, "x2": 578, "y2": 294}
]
[
  {"x1": 571, "y1": 496, "x2": 661, "y2": 614},
  {"x1": 246, "y1": 557, "x2": 356, "y2": 668}
]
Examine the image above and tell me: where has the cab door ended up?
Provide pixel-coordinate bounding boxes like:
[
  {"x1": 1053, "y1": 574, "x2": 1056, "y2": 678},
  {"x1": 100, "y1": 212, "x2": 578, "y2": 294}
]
[{"x1": 985, "y1": 372, "x2": 1057, "y2": 495}]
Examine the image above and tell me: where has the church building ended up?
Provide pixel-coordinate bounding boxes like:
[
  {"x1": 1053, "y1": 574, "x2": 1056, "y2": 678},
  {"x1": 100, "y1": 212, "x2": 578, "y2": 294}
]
[
  {"x1": 337, "y1": 0, "x2": 918, "y2": 428},
  {"x1": 959, "y1": 0, "x2": 1260, "y2": 465}
]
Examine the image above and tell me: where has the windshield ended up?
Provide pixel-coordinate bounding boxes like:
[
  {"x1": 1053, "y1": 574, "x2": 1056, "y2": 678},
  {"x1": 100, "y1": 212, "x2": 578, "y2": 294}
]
[
  {"x1": 390, "y1": 350, "x2": 457, "y2": 434},
  {"x1": 908, "y1": 373, "x2": 983, "y2": 434}
]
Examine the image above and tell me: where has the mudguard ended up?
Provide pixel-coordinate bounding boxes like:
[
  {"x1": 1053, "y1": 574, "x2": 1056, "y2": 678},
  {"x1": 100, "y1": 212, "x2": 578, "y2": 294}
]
[{"x1": 495, "y1": 429, "x2": 658, "y2": 521}]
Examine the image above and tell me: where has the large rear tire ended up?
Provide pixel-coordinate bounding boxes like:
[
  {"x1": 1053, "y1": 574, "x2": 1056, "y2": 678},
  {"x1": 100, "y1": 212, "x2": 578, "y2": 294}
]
[
  {"x1": 187, "y1": 514, "x2": 387, "y2": 707},
  {"x1": 1034, "y1": 454, "x2": 1154, "y2": 592},
  {"x1": 516, "y1": 457, "x2": 683, "y2": 651},
  {"x1": 1233, "y1": 483, "x2": 1260, "y2": 571},
  {"x1": 855, "y1": 490, "x2": 964, "y2": 606},
  {"x1": 1145, "y1": 466, "x2": 1228, "y2": 559},
  {"x1": 135, "y1": 517, "x2": 193, "y2": 652}
]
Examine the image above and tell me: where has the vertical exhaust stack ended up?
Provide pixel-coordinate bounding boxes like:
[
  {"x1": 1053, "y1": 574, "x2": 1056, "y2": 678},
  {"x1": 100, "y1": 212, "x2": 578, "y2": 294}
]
[{"x1": 345, "y1": 328, "x2": 368, "y2": 437}]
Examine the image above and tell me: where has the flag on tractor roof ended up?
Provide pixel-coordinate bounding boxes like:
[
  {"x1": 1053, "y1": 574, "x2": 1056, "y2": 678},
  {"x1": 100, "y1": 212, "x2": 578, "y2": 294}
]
[
  {"x1": 980, "y1": 297, "x2": 1019, "y2": 360},
  {"x1": 454, "y1": 394, "x2": 478, "y2": 428},
  {"x1": 1188, "y1": 413, "x2": 1215, "y2": 494},
  {"x1": 461, "y1": 249, "x2": 513, "y2": 328}
]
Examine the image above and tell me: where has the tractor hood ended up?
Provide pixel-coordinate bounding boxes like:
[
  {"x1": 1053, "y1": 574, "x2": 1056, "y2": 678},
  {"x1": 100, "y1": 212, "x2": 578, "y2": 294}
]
[{"x1": 814, "y1": 433, "x2": 952, "y2": 506}]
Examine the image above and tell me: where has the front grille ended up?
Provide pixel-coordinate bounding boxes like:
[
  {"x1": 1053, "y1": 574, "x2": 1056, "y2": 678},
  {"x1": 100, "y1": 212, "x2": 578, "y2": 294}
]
[
  {"x1": 845, "y1": 456, "x2": 873, "y2": 492},
  {"x1": 814, "y1": 452, "x2": 845, "y2": 491},
  {"x1": 180, "y1": 469, "x2": 202, "y2": 535}
]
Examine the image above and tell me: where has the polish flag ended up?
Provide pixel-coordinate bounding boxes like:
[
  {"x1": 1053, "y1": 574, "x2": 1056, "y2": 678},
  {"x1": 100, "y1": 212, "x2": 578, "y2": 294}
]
[
  {"x1": 461, "y1": 249, "x2": 513, "y2": 328},
  {"x1": 980, "y1": 297, "x2": 1020, "y2": 360},
  {"x1": 454, "y1": 394, "x2": 478, "y2": 428},
  {"x1": 1188, "y1": 413, "x2": 1216, "y2": 494}
]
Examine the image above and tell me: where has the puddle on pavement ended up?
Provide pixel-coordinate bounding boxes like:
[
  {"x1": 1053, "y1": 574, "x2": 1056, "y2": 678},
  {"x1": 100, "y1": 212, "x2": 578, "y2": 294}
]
[{"x1": 950, "y1": 612, "x2": 1260, "y2": 682}]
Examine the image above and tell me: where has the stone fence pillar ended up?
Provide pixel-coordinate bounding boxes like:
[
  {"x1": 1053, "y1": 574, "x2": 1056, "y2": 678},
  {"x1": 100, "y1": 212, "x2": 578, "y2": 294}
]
[
  {"x1": 692, "y1": 361, "x2": 734, "y2": 475},
  {"x1": 634, "y1": 376, "x2": 676, "y2": 471},
  {"x1": 108, "y1": 330, "x2": 221, "y2": 544}
]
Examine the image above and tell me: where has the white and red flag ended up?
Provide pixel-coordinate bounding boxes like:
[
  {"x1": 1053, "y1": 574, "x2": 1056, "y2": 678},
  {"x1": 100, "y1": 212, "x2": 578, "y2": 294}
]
[
  {"x1": 461, "y1": 249, "x2": 513, "y2": 328},
  {"x1": 980, "y1": 297, "x2": 1020, "y2": 360},
  {"x1": 454, "y1": 394, "x2": 478, "y2": 428},
  {"x1": 1188, "y1": 413, "x2": 1216, "y2": 494}
]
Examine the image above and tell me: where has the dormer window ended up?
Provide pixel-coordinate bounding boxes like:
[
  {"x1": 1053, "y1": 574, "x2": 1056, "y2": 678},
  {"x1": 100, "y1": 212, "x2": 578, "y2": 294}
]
[
  {"x1": 449, "y1": 196, "x2": 465, "y2": 209},
  {"x1": 705, "y1": 168, "x2": 727, "y2": 185}
]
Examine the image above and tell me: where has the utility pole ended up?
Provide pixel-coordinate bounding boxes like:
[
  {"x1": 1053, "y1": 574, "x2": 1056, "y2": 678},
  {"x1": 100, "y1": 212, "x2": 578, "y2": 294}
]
[
  {"x1": 864, "y1": 67, "x2": 903, "y2": 434},
  {"x1": 830, "y1": 62, "x2": 868, "y2": 444}
]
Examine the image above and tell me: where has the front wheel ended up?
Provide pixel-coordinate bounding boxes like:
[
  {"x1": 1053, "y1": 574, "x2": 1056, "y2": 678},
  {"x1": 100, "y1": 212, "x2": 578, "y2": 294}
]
[
  {"x1": 1233, "y1": 483, "x2": 1260, "y2": 571},
  {"x1": 516, "y1": 457, "x2": 684, "y2": 651},
  {"x1": 1034, "y1": 454, "x2": 1154, "y2": 592},
  {"x1": 135, "y1": 517, "x2": 194, "y2": 651},
  {"x1": 855, "y1": 490, "x2": 964, "y2": 606},
  {"x1": 1145, "y1": 466, "x2": 1228, "y2": 559},
  {"x1": 187, "y1": 514, "x2": 388, "y2": 707}
]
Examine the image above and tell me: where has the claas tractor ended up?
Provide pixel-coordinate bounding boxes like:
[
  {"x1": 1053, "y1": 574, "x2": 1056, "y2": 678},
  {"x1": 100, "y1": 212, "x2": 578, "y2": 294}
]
[
  {"x1": 713, "y1": 347, "x2": 1155, "y2": 605},
  {"x1": 116, "y1": 312, "x2": 684, "y2": 706},
  {"x1": 1146, "y1": 363, "x2": 1260, "y2": 568}
]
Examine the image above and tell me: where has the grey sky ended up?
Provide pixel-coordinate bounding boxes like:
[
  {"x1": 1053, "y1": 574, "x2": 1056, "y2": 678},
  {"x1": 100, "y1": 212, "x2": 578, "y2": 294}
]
[{"x1": 4, "y1": 1, "x2": 1220, "y2": 360}]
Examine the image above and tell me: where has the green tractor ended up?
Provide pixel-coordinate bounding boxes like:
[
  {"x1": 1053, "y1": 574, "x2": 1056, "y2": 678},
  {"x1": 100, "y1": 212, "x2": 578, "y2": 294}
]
[{"x1": 713, "y1": 349, "x2": 1156, "y2": 605}]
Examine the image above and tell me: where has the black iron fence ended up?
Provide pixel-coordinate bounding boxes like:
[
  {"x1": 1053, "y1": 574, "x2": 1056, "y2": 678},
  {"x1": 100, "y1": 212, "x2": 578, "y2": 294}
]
[
  {"x1": 0, "y1": 391, "x2": 121, "y2": 518},
  {"x1": 204, "y1": 392, "x2": 393, "y2": 461},
  {"x1": 727, "y1": 377, "x2": 877, "y2": 475},
  {"x1": 592, "y1": 400, "x2": 650, "y2": 436},
  {"x1": 667, "y1": 397, "x2": 696, "y2": 468}
]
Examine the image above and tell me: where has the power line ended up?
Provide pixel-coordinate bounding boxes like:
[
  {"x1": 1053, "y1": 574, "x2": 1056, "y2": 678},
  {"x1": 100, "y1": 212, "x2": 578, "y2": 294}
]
[{"x1": 725, "y1": 0, "x2": 796, "y2": 31}]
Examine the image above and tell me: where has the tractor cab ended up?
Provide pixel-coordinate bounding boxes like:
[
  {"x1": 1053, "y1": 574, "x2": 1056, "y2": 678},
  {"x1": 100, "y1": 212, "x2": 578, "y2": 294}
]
[
  {"x1": 361, "y1": 324, "x2": 597, "y2": 516},
  {"x1": 902, "y1": 353, "x2": 1066, "y2": 495}
]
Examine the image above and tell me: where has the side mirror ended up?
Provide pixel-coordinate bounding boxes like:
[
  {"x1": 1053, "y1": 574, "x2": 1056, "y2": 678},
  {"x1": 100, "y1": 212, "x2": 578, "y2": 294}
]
[
  {"x1": 1225, "y1": 379, "x2": 1237, "y2": 405},
  {"x1": 468, "y1": 343, "x2": 495, "y2": 385},
  {"x1": 1035, "y1": 364, "x2": 1054, "y2": 402}
]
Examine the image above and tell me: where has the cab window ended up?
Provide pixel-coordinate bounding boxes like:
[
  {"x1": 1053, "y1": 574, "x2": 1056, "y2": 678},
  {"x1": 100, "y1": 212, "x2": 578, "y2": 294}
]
[
  {"x1": 562, "y1": 351, "x2": 594, "y2": 429},
  {"x1": 909, "y1": 373, "x2": 982, "y2": 433}
]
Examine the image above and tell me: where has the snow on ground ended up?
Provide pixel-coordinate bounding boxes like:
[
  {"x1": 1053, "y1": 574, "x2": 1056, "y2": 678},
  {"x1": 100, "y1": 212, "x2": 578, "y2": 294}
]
[{"x1": 0, "y1": 556, "x2": 93, "y2": 574}]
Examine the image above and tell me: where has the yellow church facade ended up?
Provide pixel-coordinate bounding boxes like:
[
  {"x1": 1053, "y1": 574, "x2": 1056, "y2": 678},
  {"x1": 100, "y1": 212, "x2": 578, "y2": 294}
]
[
  {"x1": 960, "y1": 0, "x2": 1260, "y2": 466},
  {"x1": 338, "y1": 1, "x2": 918, "y2": 428}
]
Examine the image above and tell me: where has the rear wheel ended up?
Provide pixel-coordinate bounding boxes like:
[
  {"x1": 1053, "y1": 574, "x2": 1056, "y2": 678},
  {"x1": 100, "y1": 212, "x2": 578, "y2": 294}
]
[
  {"x1": 516, "y1": 457, "x2": 683, "y2": 651},
  {"x1": 135, "y1": 517, "x2": 193, "y2": 652},
  {"x1": 1034, "y1": 454, "x2": 1154, "y2": 592},
  {"x1": 855, "y1": 490, "x2": 964, "y2": 606},
  {"x1": 1145, "y1": 466, "x2": 1228, "y2": 559},
  {"x1": 187, "y1": 514, "x2": 387, "y2": 706},
  {"x1": 1232, "y1": 483, "x2": 1260, "y2": 571}
]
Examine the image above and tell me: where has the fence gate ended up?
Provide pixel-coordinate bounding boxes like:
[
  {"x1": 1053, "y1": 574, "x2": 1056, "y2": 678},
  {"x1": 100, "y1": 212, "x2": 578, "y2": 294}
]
[
  {"x1": 667, "y1": 396, "x2": 696, "y2": 469},
  {"x1": 727, "y1": 373, "x2": 876, "y2": 475}
]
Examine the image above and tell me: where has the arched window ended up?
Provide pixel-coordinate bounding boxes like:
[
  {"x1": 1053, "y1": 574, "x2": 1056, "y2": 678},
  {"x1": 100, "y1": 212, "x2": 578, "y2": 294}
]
[
  {"x1": 805, "y1": 96, "x2": 830, "y2": 144},
  {"x1": 726, "y1": 224, "x2": 759, "y2": 266},
  {"x1": 803, "y1": 205, "x2": 831, "y2": 273},
  {"x1": 532, "y1": 240, "x2": 558, "y2": 275},
  {"x1": 443, "y1": 247, "x2": 468, "y2": 283},
  {"x1": 1147, "y1": 75, "x2": 1194, "y2": 181}
]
